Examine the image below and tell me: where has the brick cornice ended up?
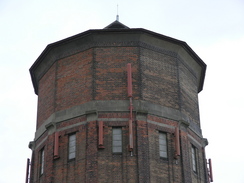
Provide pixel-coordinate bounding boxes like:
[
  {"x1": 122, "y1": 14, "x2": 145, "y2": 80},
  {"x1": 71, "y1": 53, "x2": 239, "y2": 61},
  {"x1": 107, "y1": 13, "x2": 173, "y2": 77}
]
[
  {"x1": 30, "y1": 29, "x2": 206, "y2": 94},
  {"x1": 33, "y1": 100, "x2": 203, "y2": 142}
]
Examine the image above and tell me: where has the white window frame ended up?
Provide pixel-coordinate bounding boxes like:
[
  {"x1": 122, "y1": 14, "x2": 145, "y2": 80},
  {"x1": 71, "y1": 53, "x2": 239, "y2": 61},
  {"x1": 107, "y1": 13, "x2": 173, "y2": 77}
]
[
  {"x1": 191, "y1": 145, "x2": 197, "y2": 173},
  {"x1": 112, "y1": 127, "x2": 122, "y2": 153},
  {"x1": 40, "y1": 148, "x2": 44, "y2": 175},
  {"x1": 159, "y1": 132, "x2": 168, "y2": 158},
  {"x1": 68, "y1": 133, "x2": 76, "y2": 160}
]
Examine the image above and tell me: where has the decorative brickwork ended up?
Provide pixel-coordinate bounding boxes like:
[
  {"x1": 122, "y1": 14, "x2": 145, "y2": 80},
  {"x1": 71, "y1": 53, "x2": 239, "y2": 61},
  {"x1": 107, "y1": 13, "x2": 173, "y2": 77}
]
[{"x1": 28, "y1": 22, "x2": 209, "y2": 183}]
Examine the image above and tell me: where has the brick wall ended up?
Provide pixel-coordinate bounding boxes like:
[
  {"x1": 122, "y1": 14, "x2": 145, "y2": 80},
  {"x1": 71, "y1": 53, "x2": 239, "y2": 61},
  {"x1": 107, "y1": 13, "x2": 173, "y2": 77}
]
[
  {"x1": 140, "y1": 48, "x2": 180, "y2": 110},
  {"x1": 178, "y1": 59, "x2": 200, "y2": 124},
  {"x1": 31, "y1": 37, "x2": 208, "y2": 182},
  {"x1": 94, "y1": 47, "x2": 140, "y2": 100},
  {"x1": 31, "y1": 111, "x2": 208, "y2": 183},
  {"x1": 37, "y1": 63, "x2": 56, "y2": 129},
  {"x1": 36, "y1": 46, "x2": 202, "y2": 129},
  {"x1": 56, "y1": 49, "x2": 93, "y2": 112}
]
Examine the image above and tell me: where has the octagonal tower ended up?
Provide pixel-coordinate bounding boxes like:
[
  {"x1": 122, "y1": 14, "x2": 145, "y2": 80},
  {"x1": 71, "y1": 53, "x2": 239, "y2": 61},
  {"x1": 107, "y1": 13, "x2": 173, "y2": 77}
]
[{"x1": 28, "y1": 21, "x2": 212, "y2": 183}]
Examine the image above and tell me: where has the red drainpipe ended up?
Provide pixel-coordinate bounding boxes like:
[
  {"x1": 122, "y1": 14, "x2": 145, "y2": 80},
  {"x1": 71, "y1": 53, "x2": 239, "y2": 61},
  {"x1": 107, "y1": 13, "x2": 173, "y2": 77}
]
[
  {"x1": 98, "y1": 121, "x2": 105, "y2": 149},
  {"x1": 25, "y1": 158, "x2": 30, "y2": 183},
  {"x1": 208, "y1": 158, "x2": 213, "y2": 182},
  {"x1": 127, "y1": 63, "x2": 133, "y2": 154},
  {"x1": 174, "y1": 126, "x2": 181, "y2": 159},
  {"x1": 54, "y1": 132, "x2": 60, "y2": 159}
]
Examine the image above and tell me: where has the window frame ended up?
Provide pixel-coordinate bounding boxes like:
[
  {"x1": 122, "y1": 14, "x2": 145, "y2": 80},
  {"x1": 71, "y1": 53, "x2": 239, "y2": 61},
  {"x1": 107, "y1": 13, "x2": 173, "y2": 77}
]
[
  {"x1": 112, "y1": 127, "x2": 123, "y2": 154},
  {"x1": 68, "y1": 133, "x2": 76, "y2": 160},
  {"x1": 39, "y1": 148, "x2": 45, "y2": 176},
  {"x1": 191, "y1": 145, "x2": 197, "y2": 173},
  {"x1": 159, "y1": 131, "x2": 168, "y2": 159}
]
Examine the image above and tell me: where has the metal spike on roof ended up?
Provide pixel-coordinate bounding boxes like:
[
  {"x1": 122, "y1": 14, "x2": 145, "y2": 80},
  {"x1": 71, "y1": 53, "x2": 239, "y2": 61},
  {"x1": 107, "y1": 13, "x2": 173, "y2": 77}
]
[{"x1": 116, "y1": 4, "x2": 119, "y2": 21}]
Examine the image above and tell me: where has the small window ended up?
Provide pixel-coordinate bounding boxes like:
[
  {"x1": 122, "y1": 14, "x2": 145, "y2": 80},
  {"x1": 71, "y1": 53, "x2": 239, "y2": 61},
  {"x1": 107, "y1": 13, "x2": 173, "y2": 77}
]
[
  {"x1": 112, "y1": 128, "x2": 122, "y2": 153},
  {"x1": 159, "y1": 132, "x2": 168, "y2": 158},
  {"x1": 191, "y1": 145, "x2": 197, "y2": 173},
  {"x1": 40, "y1": 148, "x2": 44, "y2": 175},
  {"x1": 68, "y1": 134, "x2": 76, "y2": 160}
]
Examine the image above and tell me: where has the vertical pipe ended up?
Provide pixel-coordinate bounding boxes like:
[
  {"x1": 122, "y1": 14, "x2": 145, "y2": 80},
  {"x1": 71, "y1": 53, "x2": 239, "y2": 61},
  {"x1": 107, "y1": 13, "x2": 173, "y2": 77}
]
[
  {"x1": 209, "y1": 159, "x2": 213, "y2": 182},
  {"x1": 98, "y1": 121, "x2": 104, "y2": 148},
  {"x1": 127, "y1": 63, "x2": 132, "y2": 97},
  {"x1": 129, "y1": 119, "x2": 133, "y2": 151},
  {"x1": 174, "y1": 127, "x2": 180, "y2": 158},
  {"x1": 203, "y1": 150, "x2": 209, "y2": 183},
  {"x1": 25, "y1": 158, "x2": 30, "y2": 183},
  {"x1": 54, "y1": 132, "x2": 59, "y2": 159},
  {"x1": 127, "y1": 63, "x2": 133, "y2": 152}
]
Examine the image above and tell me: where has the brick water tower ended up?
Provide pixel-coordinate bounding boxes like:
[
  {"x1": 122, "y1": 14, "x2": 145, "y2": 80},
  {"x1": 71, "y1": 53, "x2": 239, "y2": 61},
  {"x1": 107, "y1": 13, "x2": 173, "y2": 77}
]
[{"x1": 27, "y1": 20, "x2": 213, "y2": 183}]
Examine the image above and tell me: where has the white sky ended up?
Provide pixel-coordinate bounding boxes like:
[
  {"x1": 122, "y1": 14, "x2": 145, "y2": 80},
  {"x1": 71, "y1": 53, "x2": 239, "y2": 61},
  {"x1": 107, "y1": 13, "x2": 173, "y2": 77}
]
[{"x1": 0, "y1": 0, "x2": 244, "y2": 182}]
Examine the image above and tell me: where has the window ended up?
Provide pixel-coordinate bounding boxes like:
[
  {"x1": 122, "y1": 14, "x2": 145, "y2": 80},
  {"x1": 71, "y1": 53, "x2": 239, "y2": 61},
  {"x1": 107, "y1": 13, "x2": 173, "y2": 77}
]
[
  {"x1": 40, "y1": 148, "x2": 44, "y2": 175},
  {"x1": 68, "y1": 134, "x2": 76, "y2": 160},
  {"x1": 159, "y1": 132, "x2": 168, "y2": 158},
  {"x1": 191, "y1": 145, "x2": 197, "y2": 173},
  {"x1": 112, "y1": 128, "x2": 122, "y2": 153}
]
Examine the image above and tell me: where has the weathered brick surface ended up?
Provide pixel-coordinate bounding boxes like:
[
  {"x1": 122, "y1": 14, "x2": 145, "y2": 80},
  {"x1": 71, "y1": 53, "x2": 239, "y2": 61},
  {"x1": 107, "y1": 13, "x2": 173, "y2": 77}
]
[
  {"x1": 180, "y1": 128, "x2": 193, "y2": 183},
  {"x1": 56, "y1": 49, "x2": 93, "y2": 112},
  {"x1": 141, "y1": 48, "x2": 179, "y2": 109},
  {"x1": 96, "y1": 113, "x2": 138, "y2": 183},
  {"x1": 147, "y1": 115, "x2": 183, "y2": 183},
  {"x1": 37, "y1": 63, "x2": 56, "y2": 129},
  {"x1": 136, "y1": 120, "x2": 150, "y2": 182},
  {"x1": 85, "y1": 121, "x2": 98, "y2": 182},
  {"x1": 36, "y1": 49, "x2": 93, "y2": 128},
  {"x1": 188, "y1": 129, "x2": 208, "y2": 183},
  {"x1": 94, "y1": 47, "x2": 140, "y2": 100},
  {"x1": 30, "y1": 33, "x2": 208, "y2": 183},
  {"x1": 31, "y1": 113, "x2": 208, "y2": 183},
  {"x1": 179, "y1": 60, "x2": 200, "y2": 123}
]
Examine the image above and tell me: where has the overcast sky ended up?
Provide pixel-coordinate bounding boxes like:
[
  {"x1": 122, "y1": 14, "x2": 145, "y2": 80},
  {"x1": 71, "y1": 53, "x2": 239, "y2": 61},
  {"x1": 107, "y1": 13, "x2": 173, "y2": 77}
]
[{"x1": 0, "y1": 0, "x2": 244, "y2": 182}]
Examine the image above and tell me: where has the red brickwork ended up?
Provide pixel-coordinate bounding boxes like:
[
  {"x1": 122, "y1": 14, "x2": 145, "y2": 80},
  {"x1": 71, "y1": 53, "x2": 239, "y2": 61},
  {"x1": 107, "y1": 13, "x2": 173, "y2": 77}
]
[
  {"x1": 37, "y1": 63, "x2": 56, "y2": 129},
  {"x1": 147, "y1": 115, "x2": 183, "y2": 183},
  {"x1": 56, "y1": 49, "x2": 93, "y2": 112},
  {"x1": 94, "y1": 47, "x2": 140, "y2": 100},
  {"x1": 188, "y1": 129, "x2": 208, "y2": 182},
  {"x1": 136, "y1": 120, "x2": 150, "y2": 182},
  {"x1": 29, "y1": 29, "x2": 208, "y2": 183},
  {"x1": 141, "y1": 48, "x2": 179, "y2": 110},
  {"x1": 179, "y1": 61, "x2": 200, "y2": 124},
  {"x1": 30, "y1": 112, "x2": 208, "y2": 183},
  {"x1": 36, "y1": 46, "x2": 202, "y2": 130}
]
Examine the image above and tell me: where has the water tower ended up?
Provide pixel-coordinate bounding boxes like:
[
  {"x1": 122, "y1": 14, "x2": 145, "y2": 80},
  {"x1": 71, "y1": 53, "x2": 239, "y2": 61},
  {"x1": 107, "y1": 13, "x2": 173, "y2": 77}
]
[{"x1": 27, "y1": 20, "x2": 213, "y2": 183}]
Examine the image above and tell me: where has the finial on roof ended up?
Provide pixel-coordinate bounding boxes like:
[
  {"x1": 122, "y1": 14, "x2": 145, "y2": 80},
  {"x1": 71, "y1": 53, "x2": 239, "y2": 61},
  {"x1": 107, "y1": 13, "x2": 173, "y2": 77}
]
[
  {"x1": 116, "y1": 4, "x2": 119, "y2": 21},
  {"x1": 104, "y1": 5, "x2": 130, "y2": 29}
]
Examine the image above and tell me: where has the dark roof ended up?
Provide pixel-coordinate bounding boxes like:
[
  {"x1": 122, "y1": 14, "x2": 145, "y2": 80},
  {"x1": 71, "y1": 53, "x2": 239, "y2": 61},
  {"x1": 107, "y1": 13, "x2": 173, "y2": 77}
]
[{"x1": 104, "y1": 20, "x2": 129, "y2": 29}]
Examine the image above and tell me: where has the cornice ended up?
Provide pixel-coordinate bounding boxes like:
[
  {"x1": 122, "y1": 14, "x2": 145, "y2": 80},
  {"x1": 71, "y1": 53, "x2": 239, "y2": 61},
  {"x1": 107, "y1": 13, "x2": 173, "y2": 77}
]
[
  {"x1": 33, "y1": 100, "x2": 203, "y2": 142},
  {"x1": 30, "y1": 29, "x2": 206, "y2": 94}
]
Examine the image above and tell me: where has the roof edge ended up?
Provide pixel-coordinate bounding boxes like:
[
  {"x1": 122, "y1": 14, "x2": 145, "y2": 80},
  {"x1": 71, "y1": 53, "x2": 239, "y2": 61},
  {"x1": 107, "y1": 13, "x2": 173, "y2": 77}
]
[{"x1": 30, "y1": 28, "x2": 206, "y2": 94}]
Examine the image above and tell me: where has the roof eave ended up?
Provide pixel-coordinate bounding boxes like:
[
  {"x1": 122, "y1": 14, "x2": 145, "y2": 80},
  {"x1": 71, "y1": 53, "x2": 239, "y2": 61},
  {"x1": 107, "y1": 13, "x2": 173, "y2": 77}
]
[{"x1": 30, "y1": 28, "x2": 206, "y2": 94}]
